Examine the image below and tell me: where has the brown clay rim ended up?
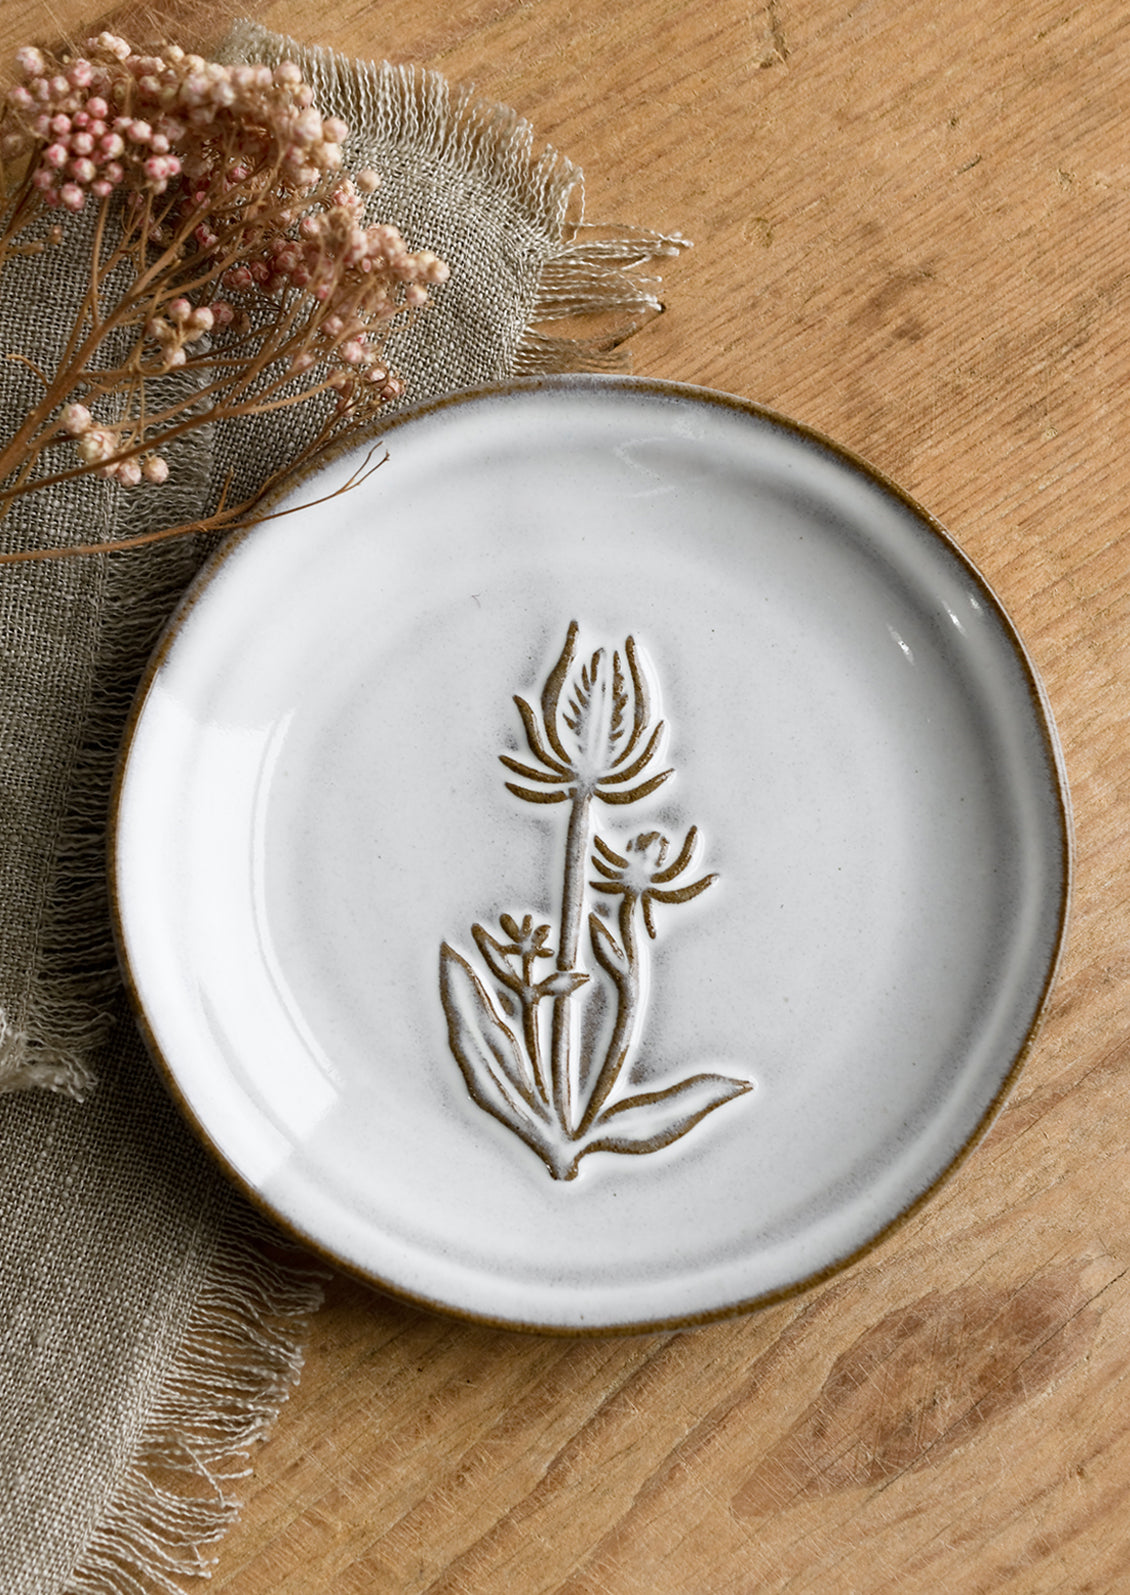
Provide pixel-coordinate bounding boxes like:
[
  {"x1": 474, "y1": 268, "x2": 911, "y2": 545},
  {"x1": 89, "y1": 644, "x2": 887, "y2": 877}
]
[{"x1": 107, "y1": 374, "x2": 1074, "y2": 1337}]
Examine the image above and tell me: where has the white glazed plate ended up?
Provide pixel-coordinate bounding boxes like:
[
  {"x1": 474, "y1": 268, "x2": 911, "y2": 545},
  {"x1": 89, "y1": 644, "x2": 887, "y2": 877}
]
[{"x1": 111, "y1": 377, "x2": 1071, "y2": 1333}]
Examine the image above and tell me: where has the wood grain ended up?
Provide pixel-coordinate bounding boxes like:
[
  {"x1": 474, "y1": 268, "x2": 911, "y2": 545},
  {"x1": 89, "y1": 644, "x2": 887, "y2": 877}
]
[{"x1": 8, "y1": 0, "x2": 1130, "y2": 1589}]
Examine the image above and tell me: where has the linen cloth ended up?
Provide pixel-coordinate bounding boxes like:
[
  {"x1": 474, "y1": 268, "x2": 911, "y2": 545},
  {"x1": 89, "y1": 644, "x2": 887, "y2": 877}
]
[{"x1": 0, "y1": 20, "x2": 677, "y2": 1592}]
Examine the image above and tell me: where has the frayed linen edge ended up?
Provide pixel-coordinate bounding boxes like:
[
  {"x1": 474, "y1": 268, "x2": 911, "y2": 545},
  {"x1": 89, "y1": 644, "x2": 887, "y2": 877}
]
[
  {"x1": 7, "y1": 479, "x2": 211, "y2": 1105},
  {"x1": 514, "y1": 223, "x2": 692, "y2": 374},
  {"x1": 63, "y1": 1204, "x2": 328, "y2": 1595},
  {"x1": 222, "y1": 20, "x2": 691, "y2": 376},
  {"x1": 0, "y1": 1013, "x2": 97, "y2": 1099}
]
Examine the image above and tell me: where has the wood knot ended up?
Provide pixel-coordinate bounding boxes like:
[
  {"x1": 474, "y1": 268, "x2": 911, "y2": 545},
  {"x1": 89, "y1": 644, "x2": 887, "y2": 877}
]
[{"x1": 733, "y1": 1258, "x2": 1109, "y2": 1518}]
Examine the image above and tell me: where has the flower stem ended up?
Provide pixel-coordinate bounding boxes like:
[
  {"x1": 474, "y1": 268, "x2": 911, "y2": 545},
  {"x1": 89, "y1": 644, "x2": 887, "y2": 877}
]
[
  {"x1": 550, "y1": 786, "x2": 593, "y2": 1134},
  {"x1": 578, "y1": 893, "x2": 640, "y2": 1134},
  {"x1": 521, "y1": 945, "x2": 550, "y2": 1106}
]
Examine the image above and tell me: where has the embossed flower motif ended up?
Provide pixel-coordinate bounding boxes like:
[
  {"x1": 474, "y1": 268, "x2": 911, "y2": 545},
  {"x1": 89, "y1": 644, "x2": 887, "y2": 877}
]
[
  {"x1": 440, "y1": 620, "x2": 750, "y2": 1181},
  {"x1": 591, "y1": 827, "x2": 717, "y2": 939},
  {"x1": 500, "y1": 620, "x2": 671, "y2": 806}
]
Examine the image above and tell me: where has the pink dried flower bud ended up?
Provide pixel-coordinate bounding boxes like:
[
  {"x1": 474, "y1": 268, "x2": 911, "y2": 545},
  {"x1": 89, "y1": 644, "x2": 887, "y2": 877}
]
[
  {"x1": 126, "y1": 120, "x2": 152, "y2": 144},
  {"x1": 288, "y1": 108, "x2": 322, "y2": 148},
  {"x1": 289, "y1": 351, "x2": 315, "y2": 374},
  {"x1": 60, "y1": 402, "x2": 93, "y2": 436},
  {"x1": 70, "y1": 158, "x2": 96, "y2": 184},
  {"x1": 274, "y1": 61, "x2": 302, "y2": 86},
  {"x1": 102, "y1": 161, "x2": 123, "y2": 185},
  {"x1": 90, "y1": 178, "x2": 114, "y2": 198},
  {"x1": 77, "y1": 426, "x2": 115, "y2": 463},
  {"x1": 7, "y1": 84, "x2": 34, "y2": 110},
  {"x1": 0, "y1": 132, "x2": 26, "y2": 158},
  {"x1": 322, "y1": 117, "x2": 348, "y2": 144},
  {"x1": 95, "y1": 34, "x2": 132, "y2": 62},
  {"x1": 404, "y1": 283, "x2": 428, "y2": 308},
  {"x1": 165, "y1": 348, "x2": 187, "y2": 368},
  {"x1": 209, "y1": 300, "x2": 234, "y2": 326},
  {"x1": 70, "y1": 131, "x2": 94, "y2": 155},
  {"x1": 50, "y1": 114, "x2": 71, "y2": 136},
  {"x1": 59, "y1": 183, "x2": 85, "y2": 211},
  {"x1": 356, "y1": 168, "x2": 381, "y2": 194},
  {"x1": 99, "y1": 131, "x2": 124, "y2": 158},
  {"x1": 180, "y1": 72, "x2": 210, "y2": 107},
  {"x1": 49, "y1": 76, "x2": 70, "y2": 99},
  {"x1": 85, "y1": 97, "x2": 109, "y2": 120},
  {"x1": 188, "y1": 305, "x2": 214, "y2": 332},
  {"x1": 68, "y1": 60, "x2": 94, "y2": 89},
  {"x1": 115, "y1": 458, "x2": 142, "y2": 487},
  {"x1": 340, "y1": 340, "x2": 365, "y2": 364},
  {"x1": 15, "y1": 46, "x2": 47, "y2": 79},
  {"x1": 141, "y1": 455, "x2": 169, "y2": 484},
  {"x1": 31, "y1": 168, "x2": 56, "y2": 192},
  {"x1": 167, "y1": 298, "x2": 192, "y2": 323},
  {"x1": 43, "y1": 143, "x2": 68, "y2": 170}
]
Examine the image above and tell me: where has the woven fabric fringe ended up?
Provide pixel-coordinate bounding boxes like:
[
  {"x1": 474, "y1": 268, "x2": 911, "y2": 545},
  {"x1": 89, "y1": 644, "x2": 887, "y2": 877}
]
[
  {"x1": 64, "y1": 1208, "x2": 327, "y2": 1595},
  {"x1": 11, "y1": 507, "x2": 210, "y2": 1106}
]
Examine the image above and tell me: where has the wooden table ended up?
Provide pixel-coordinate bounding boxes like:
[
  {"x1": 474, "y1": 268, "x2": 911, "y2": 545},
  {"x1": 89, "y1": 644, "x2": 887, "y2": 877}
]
[{"x1": 11, "y1": 0, "x2": 1130, "y2": 1588}]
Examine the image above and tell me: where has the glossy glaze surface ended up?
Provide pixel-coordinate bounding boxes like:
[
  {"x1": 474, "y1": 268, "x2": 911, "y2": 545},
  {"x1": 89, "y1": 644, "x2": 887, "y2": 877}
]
[{"x1": 112, "y1": 378, "x2": 1070, "y2": 1331}]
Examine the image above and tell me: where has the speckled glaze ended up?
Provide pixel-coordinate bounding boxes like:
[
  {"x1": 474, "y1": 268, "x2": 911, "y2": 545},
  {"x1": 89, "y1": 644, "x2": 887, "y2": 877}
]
[{"x1": 111, "y1": 377, "x2": 1071, "y2": 1333}]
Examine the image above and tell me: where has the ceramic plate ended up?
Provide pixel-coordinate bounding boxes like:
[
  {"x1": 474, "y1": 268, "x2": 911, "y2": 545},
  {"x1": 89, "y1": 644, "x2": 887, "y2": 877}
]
[{"x1": 111, "y1": 377, "x2": 1071, "y2": 1333}]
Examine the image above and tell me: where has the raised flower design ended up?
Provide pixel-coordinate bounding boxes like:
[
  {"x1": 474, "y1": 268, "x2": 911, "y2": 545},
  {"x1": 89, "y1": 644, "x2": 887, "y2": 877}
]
[
  {"x1": 590, "y1": 827, "x2": 717, "y2": 940},
  {"x1": 439, "y1": 621, "x2": 751, "y2": 1180}
]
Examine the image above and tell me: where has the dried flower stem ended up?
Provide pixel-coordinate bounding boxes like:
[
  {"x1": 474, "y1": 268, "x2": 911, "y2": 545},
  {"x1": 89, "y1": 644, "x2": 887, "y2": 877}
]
[{"x1": 0, "y1": 444, "x2": 387, "y2": 564}]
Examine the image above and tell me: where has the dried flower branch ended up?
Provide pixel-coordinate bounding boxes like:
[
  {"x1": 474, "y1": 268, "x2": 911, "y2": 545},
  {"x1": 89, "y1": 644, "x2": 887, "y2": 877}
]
[{"x1": 0, "y1": 33, "x2": 448, "y2": 558}]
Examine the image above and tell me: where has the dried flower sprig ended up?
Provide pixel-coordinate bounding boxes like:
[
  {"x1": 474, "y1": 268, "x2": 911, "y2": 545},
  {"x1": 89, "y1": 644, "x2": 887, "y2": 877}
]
[{"x1": 0, "y1": 33, "x2": 448, "y2": 557}]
